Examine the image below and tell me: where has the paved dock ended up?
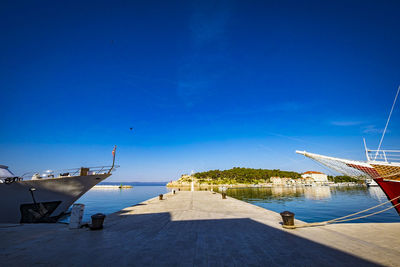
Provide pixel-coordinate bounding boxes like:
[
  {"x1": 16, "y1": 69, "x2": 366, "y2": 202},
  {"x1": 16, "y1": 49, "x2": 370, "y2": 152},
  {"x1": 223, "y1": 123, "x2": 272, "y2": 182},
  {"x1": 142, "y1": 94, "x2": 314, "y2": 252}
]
[{"x1": 1, "y1": 191, "x2": 400, "y2": 266}]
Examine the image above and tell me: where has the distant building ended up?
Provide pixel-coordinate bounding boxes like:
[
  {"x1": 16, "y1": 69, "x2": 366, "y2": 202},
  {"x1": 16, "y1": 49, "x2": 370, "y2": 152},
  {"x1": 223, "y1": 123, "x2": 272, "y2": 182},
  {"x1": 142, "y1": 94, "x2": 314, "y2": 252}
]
[
  {"x1": 270, "y1": 177, "x2": 294, "y2": 185},
  {"x1": 297, "y1": 177, "x2": 315, "y2": 185},
  {"x1": 270, "y1": 177, "x2": 281, "y2": 185},
  {"x1": 301, "y1": 171, "x2": 328, "y2": 183}
]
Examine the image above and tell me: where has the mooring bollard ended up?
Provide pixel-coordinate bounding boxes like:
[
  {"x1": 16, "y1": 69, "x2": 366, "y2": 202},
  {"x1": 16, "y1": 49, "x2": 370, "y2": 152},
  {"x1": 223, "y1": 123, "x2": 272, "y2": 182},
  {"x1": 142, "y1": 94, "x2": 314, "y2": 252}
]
[
  {"x1": 69, "y1": 203, "x2": 85, "y2": 229},
  {"x1": 222, "y1": 192, "x2": 227, "y2": 199},
  {"x1": 90, "y1": 213, "x2": 105, "y2": 230},
  {"x1": 159, "y1": 194, "x2": 163, "y2": 200},
  {"x1": 280, "y1": 211, "x2": 295, "y2": 228}
]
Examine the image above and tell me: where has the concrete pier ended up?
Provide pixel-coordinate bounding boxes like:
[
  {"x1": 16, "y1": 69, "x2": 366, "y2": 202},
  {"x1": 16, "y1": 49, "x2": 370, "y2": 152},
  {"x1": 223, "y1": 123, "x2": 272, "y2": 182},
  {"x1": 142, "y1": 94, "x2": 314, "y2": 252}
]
[{"x1": 1, "y1": 191, "x2": 400, "y2": 266}]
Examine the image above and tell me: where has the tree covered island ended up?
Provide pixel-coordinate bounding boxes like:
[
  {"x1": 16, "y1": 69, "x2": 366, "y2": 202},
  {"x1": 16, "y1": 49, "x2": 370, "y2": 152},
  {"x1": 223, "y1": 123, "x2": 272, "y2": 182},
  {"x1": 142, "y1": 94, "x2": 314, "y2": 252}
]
[{"x1": 167, "y1": 167, "x2": 361, "y2": 187}]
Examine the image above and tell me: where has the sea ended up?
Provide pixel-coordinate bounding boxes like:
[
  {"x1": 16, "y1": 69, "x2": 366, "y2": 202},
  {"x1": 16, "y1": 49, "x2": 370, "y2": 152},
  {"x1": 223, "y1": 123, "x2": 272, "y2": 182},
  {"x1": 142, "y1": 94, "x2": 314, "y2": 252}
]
[
  {"x1": 222, "y1": 186, "x2": 400, "y2": 223},
  {"x1": 70, "y1": 183, "x2": 400, "y2": 223},
  {"x1": 70, "y1": 182, "x2": 170, "y2": 222}
]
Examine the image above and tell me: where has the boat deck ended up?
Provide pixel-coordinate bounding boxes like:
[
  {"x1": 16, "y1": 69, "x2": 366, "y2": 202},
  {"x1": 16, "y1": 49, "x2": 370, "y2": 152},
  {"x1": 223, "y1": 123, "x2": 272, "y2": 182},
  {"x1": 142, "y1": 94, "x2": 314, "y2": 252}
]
[{"x1": 1, "y1": 191, "x2": 400, "y2": 266}]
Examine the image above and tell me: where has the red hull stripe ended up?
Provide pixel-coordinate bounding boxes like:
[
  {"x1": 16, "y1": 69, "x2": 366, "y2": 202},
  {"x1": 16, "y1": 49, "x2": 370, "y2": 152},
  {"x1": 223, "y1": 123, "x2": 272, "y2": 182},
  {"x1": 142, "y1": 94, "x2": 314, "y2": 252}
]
[
  {"x1": 375, "y1": 178, "x2": 400, "y2": 215},
  {"x1": 347, "y1": 163, "x2": 381, "y2": 178},
  {"x1": 346, "y1": 163, "x2": 400, "y2": 214}
]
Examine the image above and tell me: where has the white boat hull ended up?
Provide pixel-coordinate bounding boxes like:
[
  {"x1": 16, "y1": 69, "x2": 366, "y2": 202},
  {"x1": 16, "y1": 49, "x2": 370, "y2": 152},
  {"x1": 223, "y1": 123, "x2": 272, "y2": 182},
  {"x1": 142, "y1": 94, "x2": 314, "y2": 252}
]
[{"x1": 0, "y1": 174, "x2": 110, "y2": 223}]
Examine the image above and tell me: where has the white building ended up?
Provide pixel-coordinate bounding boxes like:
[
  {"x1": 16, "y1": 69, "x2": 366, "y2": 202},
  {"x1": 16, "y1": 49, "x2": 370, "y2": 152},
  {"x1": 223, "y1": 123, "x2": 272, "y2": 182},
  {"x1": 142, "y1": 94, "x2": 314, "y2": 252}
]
[
  {"x1": 301, "y1": 171, "x2": 328, "y2": 183},
  {"x1": 270, "y1": 177, "x2": 293, "y2": 185}
]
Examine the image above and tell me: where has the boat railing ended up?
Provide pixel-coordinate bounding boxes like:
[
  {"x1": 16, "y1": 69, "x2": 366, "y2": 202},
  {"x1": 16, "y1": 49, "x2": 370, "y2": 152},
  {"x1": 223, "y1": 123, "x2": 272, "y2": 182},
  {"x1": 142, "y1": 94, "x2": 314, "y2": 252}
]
[
  {"x1": 20, "y1": 165, "x2": 120, "y2": 179},
  {"x1": 367, "y1": 149, "x2": 400, "y2": 163}
]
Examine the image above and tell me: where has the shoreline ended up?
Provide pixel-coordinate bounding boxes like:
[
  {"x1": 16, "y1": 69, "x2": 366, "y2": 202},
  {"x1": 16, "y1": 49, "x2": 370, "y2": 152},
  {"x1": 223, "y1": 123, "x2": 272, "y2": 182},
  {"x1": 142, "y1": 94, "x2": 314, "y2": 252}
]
[
  {"x1": 93, "y1": 185, "x2": 133, "y2": 189},
  {"x1": 166, "y1": 183, "x2": 365, "y2": 188}
]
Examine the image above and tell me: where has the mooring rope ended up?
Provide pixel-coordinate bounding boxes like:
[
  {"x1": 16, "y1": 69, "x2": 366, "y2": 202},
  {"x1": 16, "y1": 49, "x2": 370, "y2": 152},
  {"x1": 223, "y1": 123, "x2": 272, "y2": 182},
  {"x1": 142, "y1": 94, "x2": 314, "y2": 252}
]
[{"x1": 283, "y1": 195, "x2": 400, "y2": 229}]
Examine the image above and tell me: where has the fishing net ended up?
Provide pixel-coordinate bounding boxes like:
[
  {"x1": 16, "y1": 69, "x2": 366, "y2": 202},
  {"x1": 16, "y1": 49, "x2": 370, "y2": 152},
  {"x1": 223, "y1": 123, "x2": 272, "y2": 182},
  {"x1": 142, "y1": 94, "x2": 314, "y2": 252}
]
[{"x1": 296, "y1": 151, "x2": 372, "y2": 179}]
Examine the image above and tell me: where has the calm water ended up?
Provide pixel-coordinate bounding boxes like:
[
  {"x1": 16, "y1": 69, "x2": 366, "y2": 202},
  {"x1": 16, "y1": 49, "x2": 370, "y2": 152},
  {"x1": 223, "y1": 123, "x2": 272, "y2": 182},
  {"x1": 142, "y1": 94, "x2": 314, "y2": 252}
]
[
  {"x1": 69, "y1": 185, "x2": 400, "y2": 223},
  {"x1": 70, "y1": 185, "x2": 169, "y2": 222},
  {"x1": 223, "y1": 186, "x2": 400, "y2": 223}
]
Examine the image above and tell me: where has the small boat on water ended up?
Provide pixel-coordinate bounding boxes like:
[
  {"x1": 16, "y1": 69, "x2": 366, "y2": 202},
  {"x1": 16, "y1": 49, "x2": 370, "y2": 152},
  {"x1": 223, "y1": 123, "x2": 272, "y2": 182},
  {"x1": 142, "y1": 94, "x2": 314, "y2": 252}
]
[
  {"x1": 365, "y1": 178, "x2": 379, "y2": 187},
  {"x1": 93, "y1": 185, "x2": 133, "y2": 189},
  {"x1": 0, "y1": 146, "x2": 118, "y2": 223}
]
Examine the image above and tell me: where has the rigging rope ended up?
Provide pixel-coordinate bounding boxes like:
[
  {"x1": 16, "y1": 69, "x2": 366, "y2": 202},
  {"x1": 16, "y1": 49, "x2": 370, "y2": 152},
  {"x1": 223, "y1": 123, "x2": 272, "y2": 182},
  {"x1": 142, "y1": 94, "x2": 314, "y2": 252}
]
[
  {"x1": 283, "y1": 195, "x2": 400, "y2": 229},
  {"x1": 375, "y1": 86, "x2": 400, "y2": 160}
]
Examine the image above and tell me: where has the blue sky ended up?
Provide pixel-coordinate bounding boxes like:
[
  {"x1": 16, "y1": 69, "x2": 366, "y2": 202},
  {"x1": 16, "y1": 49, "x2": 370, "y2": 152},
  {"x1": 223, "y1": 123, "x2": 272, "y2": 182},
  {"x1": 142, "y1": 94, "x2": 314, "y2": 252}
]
[{"x1": 1, "y1": 0, "x2": 400, "y2": 181}]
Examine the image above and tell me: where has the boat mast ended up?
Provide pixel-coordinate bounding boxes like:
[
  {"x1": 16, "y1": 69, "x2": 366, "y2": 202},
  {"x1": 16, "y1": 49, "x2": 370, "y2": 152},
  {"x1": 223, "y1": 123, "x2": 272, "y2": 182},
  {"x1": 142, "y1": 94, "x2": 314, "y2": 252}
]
[
  {"x1": 374, "y1": 86, "x2": 400, "y2": 160},
  {"x1": 109, "y1": 145, "x2": 117, "y2": 174}
]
